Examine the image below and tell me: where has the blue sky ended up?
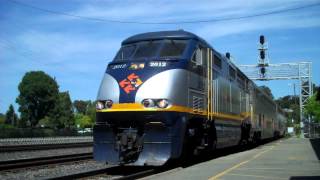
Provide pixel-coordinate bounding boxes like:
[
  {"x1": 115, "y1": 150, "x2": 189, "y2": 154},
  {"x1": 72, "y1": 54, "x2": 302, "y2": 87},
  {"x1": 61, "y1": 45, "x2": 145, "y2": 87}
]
[{"x1": 0, "y1": 0, "x2": 320, "y2": 113}]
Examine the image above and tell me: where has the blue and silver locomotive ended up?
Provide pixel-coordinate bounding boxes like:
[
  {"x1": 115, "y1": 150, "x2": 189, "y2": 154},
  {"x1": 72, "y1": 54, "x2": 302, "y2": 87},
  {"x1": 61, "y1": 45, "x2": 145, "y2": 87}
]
[{"x1": 94, "y1": 30, "x2": 286, "y2": 166}]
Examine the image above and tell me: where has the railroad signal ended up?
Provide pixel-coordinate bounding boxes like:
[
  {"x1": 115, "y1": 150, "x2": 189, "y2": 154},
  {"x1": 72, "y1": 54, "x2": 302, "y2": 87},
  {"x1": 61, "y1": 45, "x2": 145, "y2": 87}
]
[{"x1": 258, "y1": 35, "x2": 269, "y2": 79}]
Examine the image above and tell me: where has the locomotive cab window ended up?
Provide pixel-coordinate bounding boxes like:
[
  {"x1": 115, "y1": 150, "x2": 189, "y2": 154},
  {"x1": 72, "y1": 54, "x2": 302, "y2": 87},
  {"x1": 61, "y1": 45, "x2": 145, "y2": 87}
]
[
  {"x1": 133, "y1": 40, "x2": 162, "y2": 59},
  {"x1": 114, "y1": 44, "x2": 136, "y2": 61},
  {"x1": 191, "y1": 47, "x2": 204, "y2": 66},
  {"x1": 114, "y1": 40, "x2": 187, "y2": 61},
  {"x1": 159, "y1": 40, "x2": 187, "y2": 58}
]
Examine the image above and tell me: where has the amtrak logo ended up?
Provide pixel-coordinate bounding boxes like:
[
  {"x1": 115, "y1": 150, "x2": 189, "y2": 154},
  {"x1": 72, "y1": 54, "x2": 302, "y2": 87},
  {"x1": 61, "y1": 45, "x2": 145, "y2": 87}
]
[{"x1": 119, "y1": 73, "x2": 143, "y2": 94}]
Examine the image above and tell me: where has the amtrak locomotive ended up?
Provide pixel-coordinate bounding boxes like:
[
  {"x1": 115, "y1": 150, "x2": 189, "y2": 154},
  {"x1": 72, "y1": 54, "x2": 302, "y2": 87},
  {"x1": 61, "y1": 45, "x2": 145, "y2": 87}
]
[{"x1": 94, "y1": 30, "x2": 286, "y2": 166}]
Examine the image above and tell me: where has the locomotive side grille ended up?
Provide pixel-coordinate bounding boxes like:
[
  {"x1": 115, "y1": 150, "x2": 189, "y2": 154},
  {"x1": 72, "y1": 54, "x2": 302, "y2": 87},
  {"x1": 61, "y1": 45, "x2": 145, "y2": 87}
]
[{"x1": 193, "y1": 96, "x2": 204, "y2": 113}]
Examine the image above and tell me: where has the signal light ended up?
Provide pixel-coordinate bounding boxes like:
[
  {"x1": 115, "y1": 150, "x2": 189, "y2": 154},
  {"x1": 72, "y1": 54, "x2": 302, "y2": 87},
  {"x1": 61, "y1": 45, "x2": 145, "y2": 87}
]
[
  {"x1": 260, "y1": 51, "x2": 265, "y2": 59},
  {"x1": 260, "y1": 67, "x2": 266, "y2": 75},
  {"x1": 260, "y1": 35, "x2": 265, "y2": 44}
]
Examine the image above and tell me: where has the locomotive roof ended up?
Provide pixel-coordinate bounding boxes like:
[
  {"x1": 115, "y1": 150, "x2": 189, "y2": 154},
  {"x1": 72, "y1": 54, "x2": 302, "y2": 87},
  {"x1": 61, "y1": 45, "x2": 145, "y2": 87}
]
[{"x1": 122, "y1": 30, "x2": 212, "y2": 48}]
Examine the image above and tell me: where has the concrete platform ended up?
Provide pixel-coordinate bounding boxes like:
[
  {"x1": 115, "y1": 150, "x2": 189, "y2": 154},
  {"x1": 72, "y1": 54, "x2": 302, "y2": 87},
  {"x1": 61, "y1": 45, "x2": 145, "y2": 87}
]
[{"x1": 148, "y1": 137, "x2": 320, "y2": 180}]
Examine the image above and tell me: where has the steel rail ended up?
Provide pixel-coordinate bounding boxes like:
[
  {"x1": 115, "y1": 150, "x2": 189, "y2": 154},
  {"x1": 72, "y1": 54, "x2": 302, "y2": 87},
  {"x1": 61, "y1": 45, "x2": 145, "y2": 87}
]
[
  {"x1": 49, "y1": 166, "x2": 156, "y2": 180},
  {"x1": 0, "y1": 142, "x2": 92, "y2": 152},
  {"x1": 0, "y1": 153, "x2": 93, "y2": 171}
]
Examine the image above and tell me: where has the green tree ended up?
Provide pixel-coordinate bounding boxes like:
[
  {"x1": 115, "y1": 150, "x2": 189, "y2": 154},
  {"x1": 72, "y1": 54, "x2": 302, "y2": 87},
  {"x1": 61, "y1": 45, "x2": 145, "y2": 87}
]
[
  {"x1": 73, "y1": 100, "x2": 90, "y2": 114},
  {"x1": 305, "y1": 92, "x2": 320, "y2": 123},
  {"x1": 0, "y1": 113, "x2": 5, "y2": 124},
  {"x1": 316, "y1": 87, "x2": 320, "y2": 102},
  {"x1": 86, "y1": 101, "x2": 96, "y2": 124},
  {"x1": 74, "y1": 114, "x2": 92, "y2": 129},
  {"x1": 5, "y1": 104, "x2": 18, "y2": 126},
  {"x1": 16, "y1": 71, "x2": 59, "y2": 127},
  {"x1": 276, "y1": 95, "x2": 300, "y2": 124},
  {"x1": 50, "y1": 91, "x2": 74, "y2": 129},
  {"x1": 275, "y1": 95, "x2": 299, "y2": 108},
  {"x1": 38, "y1": 116, "x2": 52, "y2": 128},
  {"x1": 259, "y1": 85, "x2": 274, "y2": 99}
]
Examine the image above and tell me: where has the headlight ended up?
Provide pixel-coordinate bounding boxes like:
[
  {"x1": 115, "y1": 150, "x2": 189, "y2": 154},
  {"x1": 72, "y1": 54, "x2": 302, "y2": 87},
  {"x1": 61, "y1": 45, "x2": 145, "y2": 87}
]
[
  {"x1": 142, "y1": 99, "x2": 170, "y2": 109},
  {"x1": 156, "y1": 99, "x2": 169, "y2": 108},
  {"x1": 142, "y1": 99, "x2": 155, "y2": 108},
  {"x1": 105, "y1": 100, "x2": 113, "y2": 108},
  {"x1": 96, "y1": 101, "x2": 105, "y2": 110}
]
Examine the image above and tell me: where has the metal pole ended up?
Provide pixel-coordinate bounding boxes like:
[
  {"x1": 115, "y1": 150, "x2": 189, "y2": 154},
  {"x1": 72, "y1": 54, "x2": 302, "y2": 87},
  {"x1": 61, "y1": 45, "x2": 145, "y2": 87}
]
[
  {"x1": 293, "y1": 83, "x2": 297, "y2": 105},
  {"x1": 298, "y1": 64, "x2": 304, "y2": 137},
  {"x1": 309, "y1": 63, "x2": 313, "y2": 138}
]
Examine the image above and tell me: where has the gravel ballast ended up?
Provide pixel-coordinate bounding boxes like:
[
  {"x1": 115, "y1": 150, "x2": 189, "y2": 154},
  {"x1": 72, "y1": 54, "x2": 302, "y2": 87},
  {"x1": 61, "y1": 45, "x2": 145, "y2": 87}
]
[
  {"x1": 0, "y1": 136, "x2": 93, "y2": 146},
  {"x1": 0, "y1": 160, "x2": 110, "y2": 180},
  {"x1": 0, "y1": 147, "x2": 92, "y2": 162}
]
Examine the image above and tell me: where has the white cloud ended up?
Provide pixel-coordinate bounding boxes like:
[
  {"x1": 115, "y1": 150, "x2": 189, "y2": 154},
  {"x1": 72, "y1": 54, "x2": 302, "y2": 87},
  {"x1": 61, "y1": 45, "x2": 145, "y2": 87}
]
[
  {"x1": 32, "y1": 0, "x2": 318, "y2": 23},
  {"x1": 13, "y1": 31, "x2": 120, "y2": 65},
  {"x1": 194, "y1": 9, "x2": 320, "y2": 40}
]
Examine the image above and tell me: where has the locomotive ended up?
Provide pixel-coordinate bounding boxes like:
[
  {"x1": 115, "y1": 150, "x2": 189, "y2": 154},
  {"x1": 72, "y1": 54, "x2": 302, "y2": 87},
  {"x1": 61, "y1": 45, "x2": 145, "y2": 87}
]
[{"x1": 93, "y1": 30, "x2": 286, "y2": 166}]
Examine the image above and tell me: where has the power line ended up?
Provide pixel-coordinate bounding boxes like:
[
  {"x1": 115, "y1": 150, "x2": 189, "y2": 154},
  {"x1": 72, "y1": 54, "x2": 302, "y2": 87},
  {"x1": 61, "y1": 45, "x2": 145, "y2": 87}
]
[{"x1": 7, "y1": 0, "x2": 320, "y2": 25}]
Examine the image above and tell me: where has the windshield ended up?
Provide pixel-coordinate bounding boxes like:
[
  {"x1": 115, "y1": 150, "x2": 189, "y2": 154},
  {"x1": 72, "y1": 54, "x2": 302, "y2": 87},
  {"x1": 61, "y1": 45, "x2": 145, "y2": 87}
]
[
  {"x1": 114, "y1": 40, "x2": 188, "y2": 61},
  {"x1": 114, "y1": 44, "x2": 136, "y2": 61},
  {"x1": 133, "y1": 40, "x2": 162, "y2": 59},
  {"x1": 159, "y1": 40, "x2": 187, "y2": 58}
]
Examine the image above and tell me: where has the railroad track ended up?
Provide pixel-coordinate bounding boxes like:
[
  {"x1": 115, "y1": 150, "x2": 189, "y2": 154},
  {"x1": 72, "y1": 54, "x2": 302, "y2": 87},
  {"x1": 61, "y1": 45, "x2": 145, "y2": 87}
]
[
  {"x1": 0, "y1": 139, "x2": 280, "y2": 179},
  {"x1": 50, "y1": 166, "x2": 157, "y2": 180},
  {"x1": 0, "y1": 142, "x2": 93, "y2": 152},
  {"x1": 0, "y1": 153, "x2": 93, "y2": 171},
  {"x1": 1, "y1": 153, "x2": 160, "y2": 180}
]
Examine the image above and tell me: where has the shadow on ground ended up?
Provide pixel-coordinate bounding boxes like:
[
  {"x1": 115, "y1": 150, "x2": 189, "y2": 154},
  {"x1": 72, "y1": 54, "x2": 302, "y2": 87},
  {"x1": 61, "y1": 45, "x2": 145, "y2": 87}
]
[
  {"x1": 309, "y1": 138, "x2": 320, "y2": 160},
  {"x1": 290, "y1": 176, "x2": 320, "y2": 180}
]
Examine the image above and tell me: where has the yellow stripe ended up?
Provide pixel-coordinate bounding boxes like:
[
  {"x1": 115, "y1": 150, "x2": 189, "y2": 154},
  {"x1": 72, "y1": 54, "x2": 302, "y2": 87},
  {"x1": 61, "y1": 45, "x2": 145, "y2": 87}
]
[
  {"x1": 209, "y1": 146, "x2": 275, "y2": 180},
  {"x1": 97, "y1": 103, "x2": 249, "y2": 121},
  {"x1": 226, "y1": 173, "x2": 287, "y2": 180},
  {"x1": 212, "y1": 112, "x2": 243, "y2": 121},
  {"x1": 97, "y1": 103, "x2": 194, "y2": 113}
]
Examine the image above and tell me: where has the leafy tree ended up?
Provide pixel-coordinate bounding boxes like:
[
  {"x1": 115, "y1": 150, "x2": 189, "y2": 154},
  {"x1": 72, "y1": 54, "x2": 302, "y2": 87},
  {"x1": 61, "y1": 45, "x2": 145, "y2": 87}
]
[
  {"x1": 74, "y1": 114, "x2": 92, "y2": 129},
  {"x1": 316, "y1": 87, "x2": 320, "y2": 102},
  {"x1": 276, "y1": 95, "x2": 300, "y2": 124},
  {"x1": 16, "y1": 71, "x2": 59, "y2": 127},
  {"x1": 259, "y1": 85, "x2": 274, "y2": 99},
  {"x1": 5, "y1": 104, "x2": 18, "y2": 126},
  {"x1": 305, "y1": 92, "x2": 320, "y2": 123},
  {"x1": 50, "y1": 91, "x2": 74, "y2": 129},
  {"x1": 73, "y1": 100, "x2": 96, "y2": 122},
  {"x1": 73, "y1": 100, "x2": 90, "y2": 114},
  {"x1": 0, "y1": 113, "x2": 5, "y2": 124},
  {"x1": 86, "y1": 101, "x2": 96, "y2": 124},
  {"x1": 38, "y1": 116, "x2": 52, "y2": 128}
]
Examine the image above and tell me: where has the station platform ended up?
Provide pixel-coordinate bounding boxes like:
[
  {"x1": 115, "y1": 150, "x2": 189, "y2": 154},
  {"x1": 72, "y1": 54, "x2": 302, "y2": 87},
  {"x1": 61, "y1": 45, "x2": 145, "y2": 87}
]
[{"x1": 148, "y1": 137, "x2": 320, "y2": 180}]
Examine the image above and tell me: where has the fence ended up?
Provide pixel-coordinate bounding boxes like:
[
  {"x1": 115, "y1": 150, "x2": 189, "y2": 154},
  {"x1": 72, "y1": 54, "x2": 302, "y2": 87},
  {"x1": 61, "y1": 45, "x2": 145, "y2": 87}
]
[{"x1": 0, "y1": 128, "x2": 92, "y2": 138}]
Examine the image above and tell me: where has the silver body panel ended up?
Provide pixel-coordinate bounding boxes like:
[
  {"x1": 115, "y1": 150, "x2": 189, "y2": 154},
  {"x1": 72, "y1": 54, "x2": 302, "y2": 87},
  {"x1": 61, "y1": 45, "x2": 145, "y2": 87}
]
[
  {"x1": 96, "y1": 73, "x2": 120, "y2": 103},
  {"x1": 135, "y1": 69, "x2": 188, "y2": 106}
]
